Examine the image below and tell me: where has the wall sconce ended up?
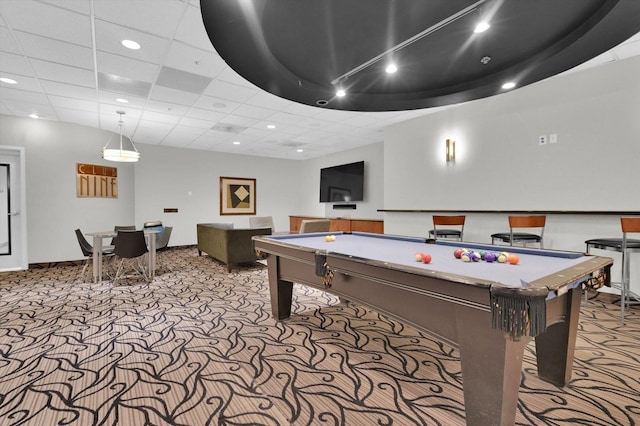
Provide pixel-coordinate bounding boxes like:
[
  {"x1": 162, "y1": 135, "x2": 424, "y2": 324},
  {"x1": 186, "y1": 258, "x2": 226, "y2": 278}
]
[{"x1": 446, "y1": 139, "x2": 456, "y2": 163}]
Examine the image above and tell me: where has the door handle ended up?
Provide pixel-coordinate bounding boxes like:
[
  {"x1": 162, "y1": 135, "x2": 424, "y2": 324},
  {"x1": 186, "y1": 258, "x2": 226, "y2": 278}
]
[{"x1": 8, "y1": 211, "x2": 19, "y2": 216}]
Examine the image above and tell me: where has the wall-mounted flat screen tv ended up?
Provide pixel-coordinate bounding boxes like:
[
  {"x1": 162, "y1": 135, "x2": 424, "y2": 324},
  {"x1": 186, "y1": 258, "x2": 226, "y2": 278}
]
[{"x1": 320, "y1": 161, "x2": 364, "y2": 202}]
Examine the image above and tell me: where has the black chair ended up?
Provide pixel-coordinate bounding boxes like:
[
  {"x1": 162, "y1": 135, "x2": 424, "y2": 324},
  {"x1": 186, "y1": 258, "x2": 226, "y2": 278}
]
[
  {"x1": 491, "y1": 215, "x2": 546, "y2": 248},
  {"x1": 74, "y1": 229, "x2": 113, "y2": 282},
  {"x1": 428, "y1": 215, "x2": 465, "y2": 241},
  {"x1": 585, "y1": 217, "x2": 640, "y2": 323},
  {"x1": 112, "y1": 230, "x2": 149, "y2": 284},
  {"x1": 155, "y1": 226, "x2": 173, "y2": 272}
]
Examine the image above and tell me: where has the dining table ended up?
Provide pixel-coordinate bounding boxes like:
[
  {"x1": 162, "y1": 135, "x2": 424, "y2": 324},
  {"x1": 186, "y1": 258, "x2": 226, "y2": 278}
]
[{"x1": 85, "y1": 228, "x2": 160, "y2": 284}]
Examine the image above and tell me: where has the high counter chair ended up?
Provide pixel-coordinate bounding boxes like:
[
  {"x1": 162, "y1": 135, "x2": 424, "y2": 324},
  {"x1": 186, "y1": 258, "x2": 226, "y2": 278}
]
[
  {"x1": 428, "y1": 215, "x2": 465, "y2": 241},
  {"x1": 585, "y1": 217, "x2": 640, "y2": 323},
  {"x1": 491, "y1": 215, "x2": 546, "y2": 248}
]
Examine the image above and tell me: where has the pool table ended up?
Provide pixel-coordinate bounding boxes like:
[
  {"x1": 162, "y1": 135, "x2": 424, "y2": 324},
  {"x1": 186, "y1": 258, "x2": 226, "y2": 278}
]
[{"x1": 253, "y1": 232, "x2": 613, "y2": 426}]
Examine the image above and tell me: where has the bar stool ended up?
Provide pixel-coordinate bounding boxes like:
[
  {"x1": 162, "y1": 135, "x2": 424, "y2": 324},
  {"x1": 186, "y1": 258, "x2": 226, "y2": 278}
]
[
  {"x1": 585, "y1": 217, "x2": 640, "y2": 323},
  {"x1": 491, "y1": 215, "x2": 546, "y2": 248},
  {"x1": 428, "y1": 215, "x2": 465, "y2": 241}
]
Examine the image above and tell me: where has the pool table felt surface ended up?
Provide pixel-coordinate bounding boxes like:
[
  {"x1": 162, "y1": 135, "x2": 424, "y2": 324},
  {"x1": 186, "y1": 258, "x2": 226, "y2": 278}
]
[{"x1": 264, "y1": 232, "x2": 594, "y2": 290}]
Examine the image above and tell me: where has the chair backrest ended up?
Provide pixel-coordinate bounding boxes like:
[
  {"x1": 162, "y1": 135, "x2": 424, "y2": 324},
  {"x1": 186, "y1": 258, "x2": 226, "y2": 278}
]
[
  {"x1": 249, "y1": 216, "x2": 275, "y2": 231},
  {"x1": 622, "y1": 217, "x2": 640, "y2": 249},
  {"x1": 433, "y1": 215, "x2": 465, "y2": 226},
  {"x1": 621, "y1": 217, "x2": 640, "y2": 233},
  {"x1": 156, "y1": 226, "x2": 173, "y2": 250},
  {"x1": 508, "y1": 215, "x2": 546, "y2": 228},
  {"x1": 299, "y1": 219, "x2": 331, "y2": 233},
  {"x1": 111, "y1": 225, "x2": 136, "y2": 245},
  {"x1": 75, "y1": 229, "x2": 93, "y2": 257},
  {"x1": 114, "y1": 230, "x2": 148, "y2": 259}
]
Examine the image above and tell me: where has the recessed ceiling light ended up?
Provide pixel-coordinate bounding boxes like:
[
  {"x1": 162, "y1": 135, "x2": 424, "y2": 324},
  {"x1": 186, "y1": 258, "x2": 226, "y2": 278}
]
[
  {"x1": 267, "y1": 124, "x2": 276, "y2": 129},
  {"x1": 385, "y1": 63, "x2": 398, "y2": 74},
  {"x1": 29, "y1": 113, "x2": 39, "y2": 119},
  {"x1": 296, "y1": 149, "x2": 304, "y2": 153},
  {"x1": 474, "y1": 22, "x2": 490, "y2": 33},
  {"x1": 233, "y1": 141, "x2": 240, "y2": 145},
  {"x1": 0, "y1": 77, "x2": 17, "y2": 84},
  {"x1": 116, "y1": 98, "x2": 129, "y2": 103},
  {"x1": 502, "y1": 81, "x2": 516, "y2": 90},
  {"x1": 121, "y1": 39, "x2": 141, "y2": 50},
  {"x1": 336, "y1": 89, "x2": 346, "y2": 97}
]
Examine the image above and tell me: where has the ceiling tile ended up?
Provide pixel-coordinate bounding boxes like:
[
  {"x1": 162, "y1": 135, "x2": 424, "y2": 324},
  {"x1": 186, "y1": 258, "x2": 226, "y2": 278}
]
[
  {"x1": 96, "y1": 51, "x2": 159, "y2": 83},
  {"x1": 0, "y1": 0, "x2": 92, "y2": 46},
  {"x1": 0, "y1": 52, "x2": 33, "y2": 76},
  {"x1": 13, "y1": 31, "x2": 94, "y2": 69},
  {"x1": 39, "y1": 80, "x2": 96, "y2": 101},
  {"x1": 94, "y1": 19, "x2": 171, "y2": 64},
  {"x1": 31, "y1": 59, "x2": 95, "y2": 88},
  {"x1": 155, "y1": 66, "x2": 212, "y2": 94},
  {"x1": 98, "y1": 72, "x2": 152, "y2": 98},
  {"x1": 93, "y1": 0, "x2": 186, "y2": 39},
  {"x1": 163, "y1": 40, "x2": 224, "y2": 77}
]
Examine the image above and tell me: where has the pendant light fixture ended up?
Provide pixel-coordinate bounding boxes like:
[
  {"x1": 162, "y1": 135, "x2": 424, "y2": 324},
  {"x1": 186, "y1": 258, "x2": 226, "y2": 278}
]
[{"x1": 102, "y1": 110, "x2": 140, "y2": 162}]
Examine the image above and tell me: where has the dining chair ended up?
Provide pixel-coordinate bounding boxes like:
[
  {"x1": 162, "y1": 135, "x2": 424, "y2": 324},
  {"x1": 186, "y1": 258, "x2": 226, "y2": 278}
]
[
  {"x1": 155, "y1": 226, "x2": 173, "y2": 272},
  {"x1": 110, "y1": 225, "x2": 136, "y2": 246},
  {"x1": 585, "y1": 217, "x2": 640, "y2": 323},
  {"x1": 491, "y1": 215, "x2": 546, "y2": 248},
  {"x1": 112, "y1": 230, "x2": 149, "y2": 284},
  {"x1": 249, "y1": 216, "x2": 275, "y2": 233},
  {"x1": 74, "y1": 229, "x2": 113, "y2": 282},
  {"x1": 299, "y1": 219, "x2": 331, "y2": 233},
  {"x1": 428, "y1": 215, "x2": 466, "y2": 241}
]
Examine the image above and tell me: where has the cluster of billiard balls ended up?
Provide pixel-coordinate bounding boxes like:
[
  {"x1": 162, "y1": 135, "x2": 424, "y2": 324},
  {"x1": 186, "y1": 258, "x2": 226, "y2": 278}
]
[
  {"x1": 453, "y1": 248, "x2": 519, "y2": 265},
  {"x1": 324, "y1": 235, "x2": 337, "y2": 242}
]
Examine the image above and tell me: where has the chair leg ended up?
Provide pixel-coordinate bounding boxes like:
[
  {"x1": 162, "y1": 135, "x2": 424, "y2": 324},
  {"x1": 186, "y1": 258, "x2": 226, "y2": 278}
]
[{"x1": 621, "y1": 250, "x2": 628, "y2": 324}]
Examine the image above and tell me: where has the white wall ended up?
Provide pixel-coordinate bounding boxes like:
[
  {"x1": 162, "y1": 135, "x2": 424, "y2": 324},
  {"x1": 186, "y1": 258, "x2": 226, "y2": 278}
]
[
  {"x1": 0, "y1": 117, "x2": 135, "y2": 263},
  {"x1": 0, "y1": 115, "x2": 385, "y2": 263},
  {"x1": 133, "y1": 144, "x2": 310, "y2": 244},
  {"x1": 382, "y1": 56, "x2": 640, "y2": 295}
]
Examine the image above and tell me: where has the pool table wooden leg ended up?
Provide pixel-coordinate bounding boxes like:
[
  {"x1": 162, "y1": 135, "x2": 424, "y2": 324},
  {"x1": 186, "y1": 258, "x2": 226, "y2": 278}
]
[
  {"x1": 456, "y1": 307, "x2": 529, "y2": 426},
  {"x1": 267, "y1": 255, "x2": 293, "y2": 320},
  {"x1": 534, "y1": 287, "x2": 581, "y2": 386}
]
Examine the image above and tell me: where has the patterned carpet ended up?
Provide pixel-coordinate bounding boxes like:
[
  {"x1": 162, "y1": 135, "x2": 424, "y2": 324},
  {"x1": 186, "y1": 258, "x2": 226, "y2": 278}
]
[{"x1": 0, "y1": 246, "x2": 638, "y2": 426}]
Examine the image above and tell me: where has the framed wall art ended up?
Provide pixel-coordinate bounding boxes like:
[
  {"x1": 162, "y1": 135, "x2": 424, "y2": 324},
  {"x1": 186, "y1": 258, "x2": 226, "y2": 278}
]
[{"x1": 219, "y1": 176, "x2": 256, "y2": 215}]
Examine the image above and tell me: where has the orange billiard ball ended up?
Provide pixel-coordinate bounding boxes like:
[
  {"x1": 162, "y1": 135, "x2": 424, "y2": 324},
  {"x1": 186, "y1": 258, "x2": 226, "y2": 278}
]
[
  {"x1": 508, "y1": 254, "x2": 520, "y2": 265},
  {"x1": 421, "y1": 253, "x2": 432, "y2": 264}
]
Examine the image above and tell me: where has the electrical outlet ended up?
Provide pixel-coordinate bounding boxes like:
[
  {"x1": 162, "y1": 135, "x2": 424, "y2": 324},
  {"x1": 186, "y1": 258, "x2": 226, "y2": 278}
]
[
  {"x1": 539, "y1": 135, "x2": 547, "y2": 145},
  {"x1": 549, "y1": 133, "x2": 558, "y2": 144}
]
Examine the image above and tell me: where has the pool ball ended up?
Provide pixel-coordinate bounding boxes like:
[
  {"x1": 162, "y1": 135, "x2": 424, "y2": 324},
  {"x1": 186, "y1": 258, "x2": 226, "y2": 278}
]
[
  {"x1": 497, "y1": 254, "x2": 508, "y2": 263},
  {"x1": 325, "y1": 235, "x2": 335, "y2": 242},
  {"x1": 421, "y1": 253, "x2": 432, "y2": 264},
  {"x1": 485, "y1": 252, "x2": 496, "y2": 263},
  {"x1": 508, "y1": 254, "x2": 520, "y2": 265},
  {"x1": 415, "y1": 252, "x2": 424, "y2": 261},
  {"x1": 461, "y1": 253, "x2": 471, "y2": 262},
  {"x1": 330, "y1": 235, "x2": 336, "y2": 241},
  {"x1": 470, "y1": 252, "x2": 481, "y2": 262},
  {"x1": 453, "y1": 249, "x2": 462, "y2": 259}
]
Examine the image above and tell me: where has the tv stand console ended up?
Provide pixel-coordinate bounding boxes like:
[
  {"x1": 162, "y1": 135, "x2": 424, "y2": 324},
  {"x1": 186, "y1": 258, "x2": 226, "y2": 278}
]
[{"x1": 289, "y1": 216, "x2": 384, "y2": 234}]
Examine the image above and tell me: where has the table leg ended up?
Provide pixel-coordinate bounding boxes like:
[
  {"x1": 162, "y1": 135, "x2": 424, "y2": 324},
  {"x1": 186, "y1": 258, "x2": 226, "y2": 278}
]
[
  {"x1": 456, "y1": 306, "x2": 529, "y2": 426},
  {"x1": 535, "y1": 287, "x2": 581, "y2": 386},
  {"x1": 267, "y1": 256, "x2": 293, "y2": 320},
  {"x1": 92, "y1": 235, "x2": 102, "y2": 283}
]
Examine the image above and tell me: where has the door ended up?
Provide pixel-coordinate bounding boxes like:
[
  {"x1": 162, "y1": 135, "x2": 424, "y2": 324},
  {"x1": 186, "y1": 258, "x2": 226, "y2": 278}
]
[{"x1": 0, "y1": 146, "x2": 27, "y2": 271}]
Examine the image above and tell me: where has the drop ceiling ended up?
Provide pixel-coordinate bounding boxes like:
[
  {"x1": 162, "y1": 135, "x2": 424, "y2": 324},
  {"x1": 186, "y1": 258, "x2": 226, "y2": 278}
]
[{"x1": 1, "y1": 0, "x2": 639, "y2": 160}]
